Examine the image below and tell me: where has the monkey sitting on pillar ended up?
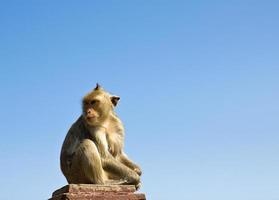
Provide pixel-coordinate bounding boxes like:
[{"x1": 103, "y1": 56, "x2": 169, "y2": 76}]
[{"x1": 60, "y1": 84, "x2": 142, "y2": 189}]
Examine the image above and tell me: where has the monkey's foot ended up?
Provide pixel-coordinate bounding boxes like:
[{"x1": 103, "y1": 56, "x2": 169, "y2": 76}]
[
  {"x1": 135, "y1": 182, "x2": 141, "y2": 191},
  {"x1": 106, "y1": 179, "x2": 141, "y2": 191},
  {"x1": 104, "y1": 179, "x2": 128, "y2": 185}
]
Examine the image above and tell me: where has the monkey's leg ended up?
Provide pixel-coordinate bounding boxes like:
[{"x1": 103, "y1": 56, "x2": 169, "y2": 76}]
[
  {"x1": 104, "y1": 160, "x2": 142, "y2": 190},
  {"x1": 118, "y1": 153, "x2": 142, "y2": 176},
  {"x1": 71, "y1": 139, "x2": 106, "y2": 184},
  {"x1": 102, "y1": 157, "x2": 140, "y2": 185}
]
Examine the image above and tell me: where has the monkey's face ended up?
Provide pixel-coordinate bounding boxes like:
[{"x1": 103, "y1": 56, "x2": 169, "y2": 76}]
[{"x1": 82, "y1": 86, "x2": 120, "y2": 126}]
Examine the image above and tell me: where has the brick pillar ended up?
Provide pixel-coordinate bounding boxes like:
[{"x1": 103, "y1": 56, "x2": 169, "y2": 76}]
[{"x1": 49, "y1": 184, "x2": 146, "y2": 200}]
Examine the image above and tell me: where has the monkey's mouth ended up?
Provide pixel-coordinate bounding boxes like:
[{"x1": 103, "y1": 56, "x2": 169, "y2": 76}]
[{"x1": 86, "y1": 116, "x2": 96, "y2": 120}]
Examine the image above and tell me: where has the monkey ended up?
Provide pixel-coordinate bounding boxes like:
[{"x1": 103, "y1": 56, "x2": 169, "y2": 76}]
[
  {"x1": 83, "y1": 85, "x2": 142, "y2": 175},
  {"x1": 82, "y1": 84, "x2": 142, "y2": 176},
  {"x1": 60, "y1": 84, "x2": 142, "y2": 189}
]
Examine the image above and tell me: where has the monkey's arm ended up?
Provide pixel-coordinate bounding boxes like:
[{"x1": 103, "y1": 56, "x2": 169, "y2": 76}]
[
  {"x1": 117, "y1": 153, "x2": 142, "y2": 176},
  {"x1": 93, "y1": 128, "x2": 110, "y2": 158}
]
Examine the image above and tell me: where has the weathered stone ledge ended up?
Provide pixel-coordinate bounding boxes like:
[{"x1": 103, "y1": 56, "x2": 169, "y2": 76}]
[{"x1": 49, "y1": 184, "x2": 146, "y2": 200}]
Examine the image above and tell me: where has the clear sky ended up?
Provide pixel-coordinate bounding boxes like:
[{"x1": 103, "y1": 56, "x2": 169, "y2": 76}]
[{"x1": 0, "y1": 1, "x2": 278, "y2": 200}]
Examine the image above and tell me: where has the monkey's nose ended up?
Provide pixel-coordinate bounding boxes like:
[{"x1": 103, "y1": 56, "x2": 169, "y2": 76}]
[{"x1": 86, "y1": 109, "x2": 96, "y2": 118}]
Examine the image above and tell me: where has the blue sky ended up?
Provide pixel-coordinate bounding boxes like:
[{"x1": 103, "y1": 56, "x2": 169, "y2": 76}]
[{"x1": 0, "y1": 1, "x2": 278, "y2": 200}]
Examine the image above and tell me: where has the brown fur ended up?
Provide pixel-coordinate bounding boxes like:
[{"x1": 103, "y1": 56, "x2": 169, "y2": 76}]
[{"x1": 60, "y1": 84, "x2": 141, "y2": 188}]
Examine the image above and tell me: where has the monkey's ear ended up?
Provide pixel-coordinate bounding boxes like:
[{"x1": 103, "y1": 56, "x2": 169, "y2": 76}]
[
  {"x1": 111, "y1": 96, "x2": 120, "y2": 106},
  {"x1": 94, "y1": 83, "x2": 101, "y2": 90}
]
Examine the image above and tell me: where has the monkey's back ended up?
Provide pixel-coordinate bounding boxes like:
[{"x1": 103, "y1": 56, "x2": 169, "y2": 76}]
[{"x1": 60, "y1": 116, "x2": 90, "y2": 175}]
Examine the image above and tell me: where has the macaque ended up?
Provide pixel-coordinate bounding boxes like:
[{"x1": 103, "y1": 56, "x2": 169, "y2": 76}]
[{"x1": 60, "y1": 84, "x2": 142, "y2": 189}]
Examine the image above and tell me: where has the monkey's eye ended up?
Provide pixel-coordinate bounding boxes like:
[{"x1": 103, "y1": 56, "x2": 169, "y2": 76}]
[{"x1": 90, "y1": 100, "x2": 97, "y2": 105}]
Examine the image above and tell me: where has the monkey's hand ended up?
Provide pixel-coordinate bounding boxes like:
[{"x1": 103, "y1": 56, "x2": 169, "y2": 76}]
[{"x1": 134, "y1": 167, "x2": 142, "y2": 176}]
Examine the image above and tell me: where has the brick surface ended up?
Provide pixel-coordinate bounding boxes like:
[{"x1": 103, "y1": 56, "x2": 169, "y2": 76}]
[{"x1": 49, "y1": 184, "x2": 146, "y2": 200}]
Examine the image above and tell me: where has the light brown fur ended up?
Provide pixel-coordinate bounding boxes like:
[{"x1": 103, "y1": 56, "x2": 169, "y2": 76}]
[{"x1": 60, "y1": 84, "x2": 141, "y2": 188}]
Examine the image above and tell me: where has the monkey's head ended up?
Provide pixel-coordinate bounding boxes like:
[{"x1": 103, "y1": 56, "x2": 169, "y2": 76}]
[{"x1": 82, "y1": 84, "x2": 120, "y2": 126}]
